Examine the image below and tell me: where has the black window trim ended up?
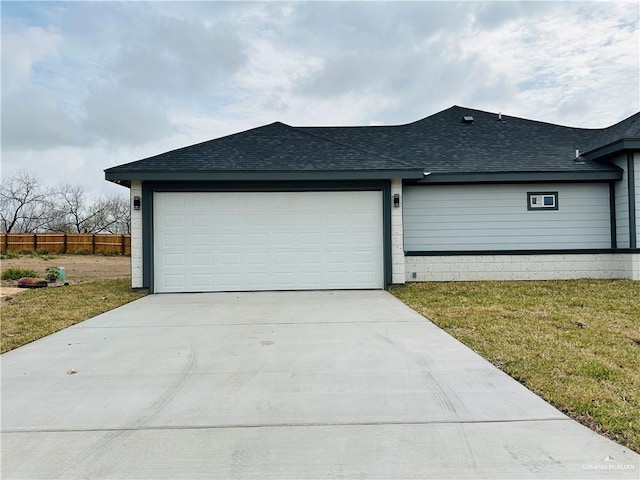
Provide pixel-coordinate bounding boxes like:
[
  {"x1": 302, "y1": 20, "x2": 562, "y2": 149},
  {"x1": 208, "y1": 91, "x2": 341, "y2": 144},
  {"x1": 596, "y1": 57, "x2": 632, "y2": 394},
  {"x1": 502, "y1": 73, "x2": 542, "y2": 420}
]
[{"x1": 527, "y1": 191, "x2": 559, "y2": 211}]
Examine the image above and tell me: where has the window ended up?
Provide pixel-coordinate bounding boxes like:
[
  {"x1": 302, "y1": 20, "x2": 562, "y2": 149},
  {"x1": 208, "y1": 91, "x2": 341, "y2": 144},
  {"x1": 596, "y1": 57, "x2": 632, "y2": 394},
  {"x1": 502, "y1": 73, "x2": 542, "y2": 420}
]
[{"x1": 527, "y1": 192, "x2": 558, "y2": 210}]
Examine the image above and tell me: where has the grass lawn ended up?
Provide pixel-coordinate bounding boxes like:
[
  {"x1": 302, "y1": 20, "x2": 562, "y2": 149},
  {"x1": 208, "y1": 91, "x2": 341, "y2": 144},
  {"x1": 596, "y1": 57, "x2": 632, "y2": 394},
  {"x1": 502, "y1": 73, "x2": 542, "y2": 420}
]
[
  {"x1": 391, "y1": 279, "x2": 640, "y2": 453},
  {"x1": 1, "y1": 279, "x2": 146, "y2": 354}
]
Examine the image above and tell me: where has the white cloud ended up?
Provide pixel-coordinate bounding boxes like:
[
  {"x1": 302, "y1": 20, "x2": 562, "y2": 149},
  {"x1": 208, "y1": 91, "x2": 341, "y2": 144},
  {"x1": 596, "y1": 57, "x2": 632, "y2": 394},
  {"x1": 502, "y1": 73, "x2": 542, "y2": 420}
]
[
  {"x1": 2, "y1": 86, "x2": 87, "y2": 150},
  {"x1": 1, "y1": 145, "x2": 123, "y2": 199},
  {"x1": 82, "y1": 86, "x2": 174, "y2": 146},
  {"x1": 114, "y1": 14, "x2": 248, "y2": 94},
  {"x1": 1, "y1": 25, "x2": 62, "y2": 91},
  {"x1": 458, "y1": 2, "x2": 639, "y2": 125}
]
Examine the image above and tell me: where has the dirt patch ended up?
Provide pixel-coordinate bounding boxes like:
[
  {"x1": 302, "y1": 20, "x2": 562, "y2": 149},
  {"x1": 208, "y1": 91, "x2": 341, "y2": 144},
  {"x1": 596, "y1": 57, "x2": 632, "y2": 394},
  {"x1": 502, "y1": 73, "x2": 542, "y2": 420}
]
[
  {"x1": 0, "y1": 286, "x2": 25, "y2": 305},
  {"x1": 1, "y1": 255, "x2": 131, "y2": 305},
  {"x1": 1, "y1": 255, "x2": 130, "y2": 283}
]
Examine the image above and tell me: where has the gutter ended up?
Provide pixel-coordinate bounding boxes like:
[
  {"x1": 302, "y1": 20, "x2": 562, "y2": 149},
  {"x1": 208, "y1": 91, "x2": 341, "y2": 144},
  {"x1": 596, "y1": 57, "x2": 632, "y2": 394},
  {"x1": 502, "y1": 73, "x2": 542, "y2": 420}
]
[{"x1": 104, "y1": 168, "x2": 426, "y2": 185}]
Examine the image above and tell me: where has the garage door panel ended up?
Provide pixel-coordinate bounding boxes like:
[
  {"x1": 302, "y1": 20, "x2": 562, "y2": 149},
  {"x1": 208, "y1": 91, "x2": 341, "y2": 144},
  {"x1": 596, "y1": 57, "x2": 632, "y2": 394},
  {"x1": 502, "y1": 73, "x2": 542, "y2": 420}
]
[
  {"x1": 247, "y1": 214, "x2": 269, "y2": 226},
  {"x1": 162, "y1": 235, "x2": 186, "y2": 248},
  {"x1": 163, "y1": 254, "x2": 186, "y2": 266},
  {"x1": 154, "y1": 191, "x2": 383, "y2": 292},
  {"x1": 296, "y1": 215, "x2": 319, "y2": 226},
  {"x1": 273, "y1": 233, "x2": 296, "y2": 246},
  {"x1": 163, "y1": 274, "x2": 186, "y2": 288},
  {"x1": 219, "y1": 272, "x2": 241, "y2": 284},
  {"x1": 327, "y1": 251, "x2": 348, "y2": 262},
  {"x1": 217, "y1": 215, "x2": 240, "y2": 227},
  {"x1": 326, "y1": 232, "x2": 348, "y2": 244},
  {"x1": 299, "y1": 252, "x2": 322, "y2": 265},
  {"x1": 301, "y1": 271, "x2": 322, "y2": 285},
  {"x1": 219, "y1": 234, "x2": 241, "y2": 246},
  {"x1": 248, "y1": 233, "x2": 268, "y2": 245},
  {"x1": 192, "y1": 253, "x2": 213, "y2": 266},
  {"x1": 219, "y1": 253, "x2": 241, "y2": 265},
  {"x1": 355, "y1": 230, "x2": 378, "y2": 242},
  {"x1": 192, "y1": 215, "x2": 212, "y2": 227},
  {"x1": 192, "y1": 234, "x2": 213, "y2": 247},
  {"x1": 162, "y1": 213, "x2": 185, "y2": 226},
  {"x1": 272, "y1": 214, "x2": 295, "y2": 226},
  {"x1": 353, "y1": 250, "x2": 378, "y2": 262},
  {"x1": 273, "y1": 272, "x2": 295, "y2": 284},
  {"x1": 248, "y1": 272, "x2": 268, "y2": 286},
  {"x1": 273, "y1": 251, "x2": 295, "y2": 264},
  {"x1": 300, "y1": 232, "x2": 321, "y2": 243},
  {"x1": 326, "y1": 213, "x2": 350, "y2": 225},
  {"x1": 192, "y1": 274, "x2": 213, "y2": 288},
  {"x1": 246, "y1": 252, "x2": 267, "y2": 265}
]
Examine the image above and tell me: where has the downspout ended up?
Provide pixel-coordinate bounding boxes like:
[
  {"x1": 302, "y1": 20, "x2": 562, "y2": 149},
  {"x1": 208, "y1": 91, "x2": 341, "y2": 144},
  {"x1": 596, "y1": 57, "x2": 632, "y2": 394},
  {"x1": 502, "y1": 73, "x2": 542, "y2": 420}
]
[
  {"x1": 609, "y1": 181, "x2": 617, "y2": 249},
  {"x1": 628, "y1": 153, "x2": 637, "y2": 249}
]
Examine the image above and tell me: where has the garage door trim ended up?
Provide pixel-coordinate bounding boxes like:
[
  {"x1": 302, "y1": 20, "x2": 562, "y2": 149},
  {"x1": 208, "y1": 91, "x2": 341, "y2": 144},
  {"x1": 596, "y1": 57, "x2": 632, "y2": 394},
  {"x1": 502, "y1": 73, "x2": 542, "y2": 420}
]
[{"x1": 141, "y1": 181, "x2": 393, "y2": 292}]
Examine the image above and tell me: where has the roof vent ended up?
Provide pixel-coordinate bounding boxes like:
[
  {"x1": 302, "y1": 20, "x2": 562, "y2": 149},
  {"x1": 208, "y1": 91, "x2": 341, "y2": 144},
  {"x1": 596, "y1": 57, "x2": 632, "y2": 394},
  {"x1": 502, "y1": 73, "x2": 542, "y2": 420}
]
[
  {"x1": 497, "y1": 112, "x2": 505, "y2": 123},
  {"x1": 574, "y1": 149, "x2": 586, "y2": 164},
  {"x1": 461, "y1": 115, "x2": 474, "y2": 124}
]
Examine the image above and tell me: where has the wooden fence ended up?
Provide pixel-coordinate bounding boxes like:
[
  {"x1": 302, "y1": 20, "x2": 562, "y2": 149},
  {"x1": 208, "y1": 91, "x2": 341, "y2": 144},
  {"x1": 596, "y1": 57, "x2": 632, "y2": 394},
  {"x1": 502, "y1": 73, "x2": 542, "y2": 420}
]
[{"x1": 1, "y1": 233, "x2": 131, "y2": 255}]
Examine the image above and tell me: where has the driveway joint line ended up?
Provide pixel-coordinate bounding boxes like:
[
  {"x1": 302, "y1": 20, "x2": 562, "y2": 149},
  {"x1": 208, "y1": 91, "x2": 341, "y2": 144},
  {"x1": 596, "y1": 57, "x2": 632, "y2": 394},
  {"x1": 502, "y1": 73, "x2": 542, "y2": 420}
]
[{"x1": 2, "y1": 417, "x2": 571, "y2": 434}]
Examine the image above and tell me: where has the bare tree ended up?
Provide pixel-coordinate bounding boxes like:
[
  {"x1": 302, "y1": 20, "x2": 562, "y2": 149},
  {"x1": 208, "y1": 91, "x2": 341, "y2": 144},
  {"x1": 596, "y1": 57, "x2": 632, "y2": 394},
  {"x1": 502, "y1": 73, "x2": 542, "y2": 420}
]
[
  {"x1": 49, "y1": 185, "x2": 130, "y2": 234},
  {"x1": 89, "y1": 195, "x2": 130, "y2": 234},
  {"x1": 50, "y1": 184, "x2": 100, "y2": 233},
  {"x1": 1, "y1": 171, "x2": 130, "y2": 234},
  {"x1": 0, "y1": 171, "x2": 53, "y2": 233}
]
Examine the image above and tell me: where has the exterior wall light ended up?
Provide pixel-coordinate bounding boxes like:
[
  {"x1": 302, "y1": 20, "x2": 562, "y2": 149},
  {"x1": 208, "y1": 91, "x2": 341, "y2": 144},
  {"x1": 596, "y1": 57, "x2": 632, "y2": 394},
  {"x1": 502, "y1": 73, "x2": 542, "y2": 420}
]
[
  {"x1": 133, "y1": 196, "x2": 141, "y2": 210},
  {"x1": 393, "y1": 193, "x2": 400, "y2": 208}
]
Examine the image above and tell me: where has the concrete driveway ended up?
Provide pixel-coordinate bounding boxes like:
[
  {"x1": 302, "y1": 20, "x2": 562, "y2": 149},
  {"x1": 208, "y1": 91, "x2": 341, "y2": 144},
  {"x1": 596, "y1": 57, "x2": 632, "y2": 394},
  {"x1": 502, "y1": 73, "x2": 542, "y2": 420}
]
[{"x1": 2, "y1": 291, "x2": 638, "y2": 479}]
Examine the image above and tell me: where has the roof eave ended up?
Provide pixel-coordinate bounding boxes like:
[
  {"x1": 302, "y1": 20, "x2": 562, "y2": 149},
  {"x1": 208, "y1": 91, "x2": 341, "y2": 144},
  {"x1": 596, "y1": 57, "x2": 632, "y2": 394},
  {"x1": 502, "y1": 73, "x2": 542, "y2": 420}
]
[
  {"x1": 104, "y1": 168, "x2": 425, "y2": 184},
  {"x1": 584, "y1": 138, "x2": 640, "y2": 161},
  {"x1": 414, "y1": 170, "x2": 623, "y2": 184}
]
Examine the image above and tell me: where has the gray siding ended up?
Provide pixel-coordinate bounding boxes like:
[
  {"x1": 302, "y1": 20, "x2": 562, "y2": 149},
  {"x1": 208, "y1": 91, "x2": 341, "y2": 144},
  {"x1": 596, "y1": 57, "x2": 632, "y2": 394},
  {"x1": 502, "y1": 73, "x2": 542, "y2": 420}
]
[
  {"x1": 613, "y1": 155, "x2": 630, "y2": 248},
  {"x1": 404, "y1": 183, "x2": 611, "y2": 251}
]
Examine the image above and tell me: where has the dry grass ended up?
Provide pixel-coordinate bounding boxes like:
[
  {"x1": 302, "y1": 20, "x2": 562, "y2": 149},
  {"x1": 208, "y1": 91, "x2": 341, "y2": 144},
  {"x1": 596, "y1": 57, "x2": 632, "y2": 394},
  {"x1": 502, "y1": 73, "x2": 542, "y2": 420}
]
[
  {"x1": 391, "y1": 279, "x2": 640, "y2": 453},
  {"x1": 1, "y1": 279, "x2": 146, "y2": 353}
]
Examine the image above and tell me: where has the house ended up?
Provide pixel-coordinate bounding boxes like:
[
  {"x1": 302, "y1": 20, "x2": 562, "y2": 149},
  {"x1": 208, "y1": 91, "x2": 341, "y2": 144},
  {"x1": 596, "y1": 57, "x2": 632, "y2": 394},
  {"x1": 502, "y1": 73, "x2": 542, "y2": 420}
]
[{"x1": 105, "y1": 106, "x2": 640, "y2": 293}]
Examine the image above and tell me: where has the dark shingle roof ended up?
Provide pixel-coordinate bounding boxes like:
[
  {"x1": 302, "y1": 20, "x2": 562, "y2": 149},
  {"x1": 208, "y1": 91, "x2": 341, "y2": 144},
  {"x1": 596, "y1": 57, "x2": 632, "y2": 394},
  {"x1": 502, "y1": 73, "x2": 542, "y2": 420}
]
[
  {"x1": 580, "y1": 110, "x2": 640, "y2": 154},
  {"x1": 107, "y1": 121, "x2": 415, "y2": 173},
  {"x1": 106, "y1": 105, "x2": 639, "y2": 183},
  {"x1": 300, "y1": 106, "x2": 638, "y2": 174}
]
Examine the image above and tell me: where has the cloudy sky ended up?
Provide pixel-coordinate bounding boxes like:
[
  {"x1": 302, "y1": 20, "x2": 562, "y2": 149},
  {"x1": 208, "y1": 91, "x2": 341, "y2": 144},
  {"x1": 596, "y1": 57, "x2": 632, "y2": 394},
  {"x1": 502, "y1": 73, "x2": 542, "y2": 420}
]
[{"x1": 2, "y1": 1, "x2": 639, "y2": 198}]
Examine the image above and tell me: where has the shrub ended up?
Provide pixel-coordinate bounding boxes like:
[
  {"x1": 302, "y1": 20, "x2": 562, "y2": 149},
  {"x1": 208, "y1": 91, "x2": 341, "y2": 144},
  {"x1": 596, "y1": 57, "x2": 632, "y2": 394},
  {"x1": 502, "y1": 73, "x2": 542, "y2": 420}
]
[
  {"x1": 11, "y1": 249, "x2": 56, "y2": 259},
  {"x1": 0, "y1": 251, "x2": 20, "y2": 259},
  {"x1": 2, "y1": 268, "x2": 39, "y2": 281},
  {"x1": 45, "y1": 266, "x2": 61, "y2": 282},
  {"x1": 96, "y1": 250, "x2": 119, "y2": 257}
]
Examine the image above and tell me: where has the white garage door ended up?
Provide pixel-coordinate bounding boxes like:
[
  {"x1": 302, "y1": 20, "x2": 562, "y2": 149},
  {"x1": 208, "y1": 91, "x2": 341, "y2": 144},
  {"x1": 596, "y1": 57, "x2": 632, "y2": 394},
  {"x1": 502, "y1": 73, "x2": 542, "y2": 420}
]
[{"x1": 153, "y1": 191, "x2": 384, "y2": 293}]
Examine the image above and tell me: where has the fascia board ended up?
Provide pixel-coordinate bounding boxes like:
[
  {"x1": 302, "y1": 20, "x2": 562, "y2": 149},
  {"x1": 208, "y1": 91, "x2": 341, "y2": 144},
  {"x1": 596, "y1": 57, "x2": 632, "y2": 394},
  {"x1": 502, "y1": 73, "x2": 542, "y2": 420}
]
[
  {"x1": 105, "y1": 169, "x2": 425, "y2": 183},
  {"x1": 585, "y1": 139, "x2": 640, "y2": 160},
  {"x1": 414, "y1": 171, "x2": 623, "y2": 184}
]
